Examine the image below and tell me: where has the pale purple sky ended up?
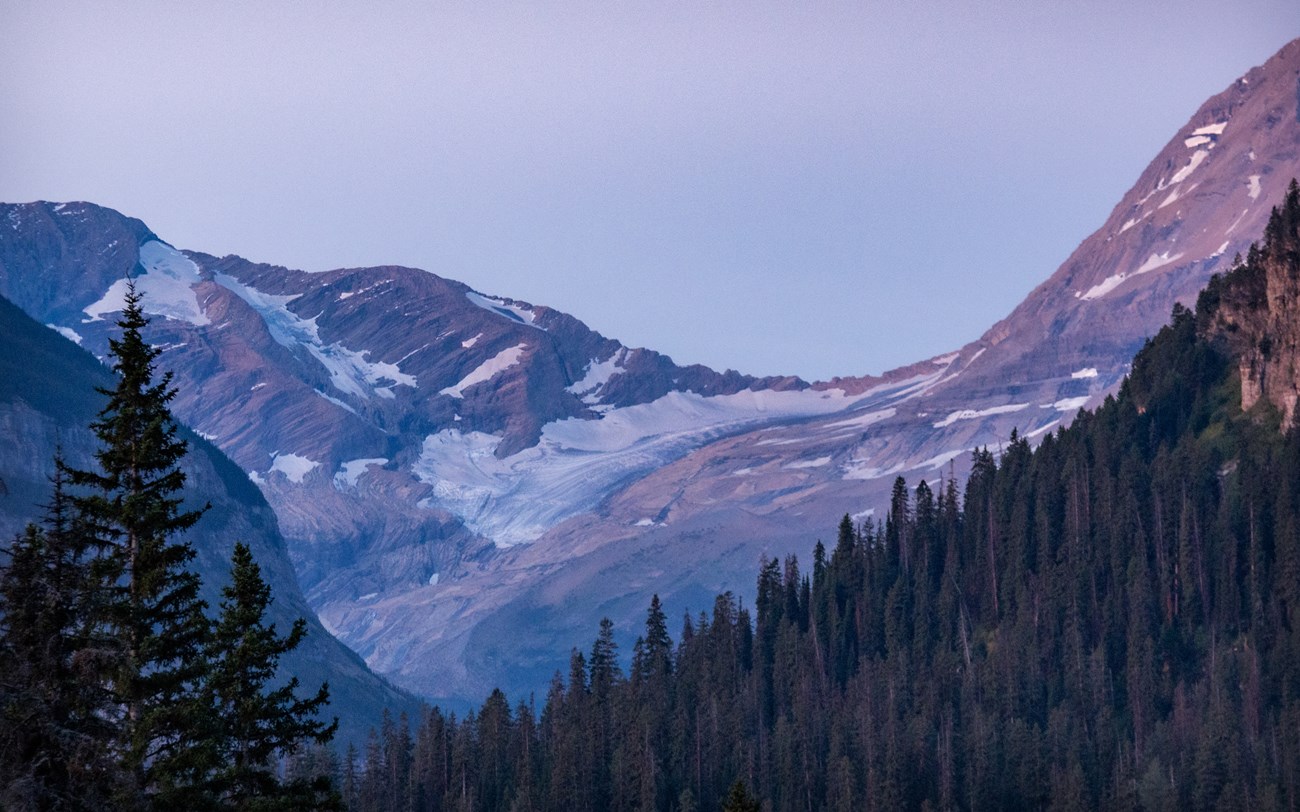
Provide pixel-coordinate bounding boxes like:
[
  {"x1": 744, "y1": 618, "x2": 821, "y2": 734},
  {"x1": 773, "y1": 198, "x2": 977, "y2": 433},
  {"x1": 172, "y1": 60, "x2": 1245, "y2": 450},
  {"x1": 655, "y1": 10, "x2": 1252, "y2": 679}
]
[{"x1": 2, "y1": 3, "x2": 1295, "y2": 380}]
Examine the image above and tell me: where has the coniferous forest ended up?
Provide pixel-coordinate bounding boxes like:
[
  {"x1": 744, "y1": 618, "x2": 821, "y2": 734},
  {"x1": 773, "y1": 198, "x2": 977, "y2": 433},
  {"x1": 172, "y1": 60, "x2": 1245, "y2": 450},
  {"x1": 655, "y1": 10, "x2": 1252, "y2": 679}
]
[
  {"x1": 5, "y1": 189, "x2": 1300, "y2": 809},
  {"x1": 0, "y1": 287, "x2": 337, "y2": 809},
  {"x1": 336, "y1": 186, "x2": 1300, "y2": 811}
]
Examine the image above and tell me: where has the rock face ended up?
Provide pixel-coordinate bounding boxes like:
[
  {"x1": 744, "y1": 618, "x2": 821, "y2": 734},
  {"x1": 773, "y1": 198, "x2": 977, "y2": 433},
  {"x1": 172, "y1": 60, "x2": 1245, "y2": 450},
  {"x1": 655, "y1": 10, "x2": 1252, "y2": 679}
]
[
  {"x1": 0, "y1": 292, "x2": 418, "y2": 746},
  {"x1": 1, "y1": 38, "x2": 1298, "y2": 704},
  {"x1": 1209, "y1": 181, "x2": 1300, "y2": 428}
]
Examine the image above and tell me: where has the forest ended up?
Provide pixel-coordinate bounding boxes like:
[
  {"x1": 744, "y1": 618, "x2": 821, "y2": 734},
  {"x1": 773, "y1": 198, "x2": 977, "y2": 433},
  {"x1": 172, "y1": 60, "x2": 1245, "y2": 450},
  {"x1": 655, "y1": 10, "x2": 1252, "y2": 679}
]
[
  {"x1": 5, "y1": 184, "x2": 1299, "y2": 810},
  {"x1": 336, "y1": 184, "x2": 1300, "y2": 811},
  {"x1": 0, "y1": 288, "x2": 337, "y2": 810}
]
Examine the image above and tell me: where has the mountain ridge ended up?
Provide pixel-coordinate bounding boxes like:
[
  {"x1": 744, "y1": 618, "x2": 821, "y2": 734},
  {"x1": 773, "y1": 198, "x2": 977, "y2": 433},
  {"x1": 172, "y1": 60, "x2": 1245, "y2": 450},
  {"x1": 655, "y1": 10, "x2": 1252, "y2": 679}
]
[
  {"x1": 2, "y1": 37, "x2": 1297, "y2": 702},
  {"x1": 0, "y1": 290, "x2": 420, "y2": 744}
]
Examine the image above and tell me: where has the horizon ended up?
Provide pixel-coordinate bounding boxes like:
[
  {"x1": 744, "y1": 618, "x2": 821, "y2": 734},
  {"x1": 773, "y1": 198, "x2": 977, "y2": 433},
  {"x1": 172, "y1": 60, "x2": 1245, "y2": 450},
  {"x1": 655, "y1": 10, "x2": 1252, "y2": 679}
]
[{"x1": 1, "y1": 3, "x2": 1295, "y2": 380}]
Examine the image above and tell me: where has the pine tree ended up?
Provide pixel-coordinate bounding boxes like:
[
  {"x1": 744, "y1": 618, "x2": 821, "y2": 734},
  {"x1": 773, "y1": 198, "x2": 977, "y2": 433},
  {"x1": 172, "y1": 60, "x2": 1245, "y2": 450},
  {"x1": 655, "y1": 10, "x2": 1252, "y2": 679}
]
[
  {"x1": 0, "y1": 464, "x2": 119, "y2": 807},
  {"x1": 206, "y1": 542, "x2": 337, "y2": 809},
  {"x1": 721, "y1": 779, "x2": 760, "y2": 812},
  {"x1": 62, "y1": 282, "x2": 215, "y2": 805}
]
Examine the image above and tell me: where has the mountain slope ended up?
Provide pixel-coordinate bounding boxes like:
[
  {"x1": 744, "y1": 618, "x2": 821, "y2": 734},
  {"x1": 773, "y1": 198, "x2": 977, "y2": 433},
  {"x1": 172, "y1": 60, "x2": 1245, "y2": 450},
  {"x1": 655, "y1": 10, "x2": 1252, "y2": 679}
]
[
  {"x1": 0, "y1": 292, "x2": 418, "y2": 743},
  {"x1": 1, "y1": 38, "x2": 1297, "y2": 703}
]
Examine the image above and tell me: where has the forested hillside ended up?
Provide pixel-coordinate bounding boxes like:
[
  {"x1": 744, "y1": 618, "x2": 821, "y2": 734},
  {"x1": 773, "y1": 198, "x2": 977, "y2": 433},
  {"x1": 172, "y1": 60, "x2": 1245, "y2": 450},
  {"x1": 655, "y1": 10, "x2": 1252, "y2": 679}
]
[{"x1": 340, "y1": 182, "x2": 1300, "y2": 811}]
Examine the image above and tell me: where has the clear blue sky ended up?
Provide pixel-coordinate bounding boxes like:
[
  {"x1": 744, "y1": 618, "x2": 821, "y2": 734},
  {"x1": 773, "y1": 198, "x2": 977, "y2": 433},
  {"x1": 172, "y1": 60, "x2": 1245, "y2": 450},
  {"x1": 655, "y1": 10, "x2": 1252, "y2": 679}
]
[{"x1": 2, "y1": 3, "x2": 1295, "y2": 380}]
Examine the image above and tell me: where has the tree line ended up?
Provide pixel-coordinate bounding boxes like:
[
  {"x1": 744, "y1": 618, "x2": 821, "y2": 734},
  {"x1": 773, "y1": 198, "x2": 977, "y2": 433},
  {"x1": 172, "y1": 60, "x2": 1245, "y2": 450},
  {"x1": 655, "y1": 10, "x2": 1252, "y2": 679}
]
[
  {"x1": 337, "y1": 185, "x2": 1300, "y2": 810},
  {"x1": 0, "y1": 286, "x2": 336, "y2": 810}
]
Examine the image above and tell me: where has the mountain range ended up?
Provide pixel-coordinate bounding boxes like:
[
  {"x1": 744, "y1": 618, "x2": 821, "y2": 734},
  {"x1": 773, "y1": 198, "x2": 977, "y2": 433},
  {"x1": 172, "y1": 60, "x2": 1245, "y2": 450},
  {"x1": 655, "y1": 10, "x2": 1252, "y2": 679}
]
[
  {"x1": 2, "y1": 37, "x2": 1297, "y2": 705},
  {"x1": 0, "y1": 291, "x2": 418, "y2": 744}
]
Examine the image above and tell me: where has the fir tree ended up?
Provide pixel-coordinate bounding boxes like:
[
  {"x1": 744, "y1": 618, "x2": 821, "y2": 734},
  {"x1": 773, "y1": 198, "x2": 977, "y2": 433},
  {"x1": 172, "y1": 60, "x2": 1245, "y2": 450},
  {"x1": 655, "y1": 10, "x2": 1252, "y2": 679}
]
[
  {"x1": 721, "y1": 779, "x2": 760, "y2": 812},
  {"x1": 207, "y1": 542, "x2": 338, "y2": 809},
  {"x1": 0, "y1": 463, "x2": 119, "y2": 807},
  {"x1": 62, "y1": 282, "x2": 214, "y2": 805}
]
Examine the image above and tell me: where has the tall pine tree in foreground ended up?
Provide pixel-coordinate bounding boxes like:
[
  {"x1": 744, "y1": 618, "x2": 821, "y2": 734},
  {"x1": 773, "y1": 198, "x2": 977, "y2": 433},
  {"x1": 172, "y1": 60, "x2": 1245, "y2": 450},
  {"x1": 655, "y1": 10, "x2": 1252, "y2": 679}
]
[
  {"x1": 207, "y1": 541, "x2": 338, "y2": 809},
  {"x1": 1, "y1": 281, "x2": 341, "y2": 808},
  {"x1": 62, "y1": 282, "x2": 215, "y2": 805}
]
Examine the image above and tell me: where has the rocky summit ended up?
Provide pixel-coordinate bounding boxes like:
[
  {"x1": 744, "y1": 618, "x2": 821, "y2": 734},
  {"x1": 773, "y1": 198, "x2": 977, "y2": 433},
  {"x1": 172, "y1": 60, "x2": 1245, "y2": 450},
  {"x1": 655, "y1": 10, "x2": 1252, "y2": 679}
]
[{"x1": 2, "y1": 38, "x2": 1298, "y2": 704}]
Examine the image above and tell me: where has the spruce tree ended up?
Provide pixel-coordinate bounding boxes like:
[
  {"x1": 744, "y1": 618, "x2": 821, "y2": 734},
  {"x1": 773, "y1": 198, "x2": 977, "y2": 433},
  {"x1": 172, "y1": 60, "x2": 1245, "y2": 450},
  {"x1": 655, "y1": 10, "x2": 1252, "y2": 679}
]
[
  {"x1": 63, "y1": 282, "x2": 215, "y2": 806},
  {"x1": 206, "y1": 542, "x2": 337, "y2": 809},
  {"x1": 0, "y1": 464, "x2": 119, "y2": 807}
]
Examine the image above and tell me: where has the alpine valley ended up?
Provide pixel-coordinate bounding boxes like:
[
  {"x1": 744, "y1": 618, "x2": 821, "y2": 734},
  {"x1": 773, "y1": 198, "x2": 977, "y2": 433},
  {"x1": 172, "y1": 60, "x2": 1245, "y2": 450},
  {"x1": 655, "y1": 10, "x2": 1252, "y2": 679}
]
[{"x1": 2, "y1": 37, "x2": 1298, "y2": 711}]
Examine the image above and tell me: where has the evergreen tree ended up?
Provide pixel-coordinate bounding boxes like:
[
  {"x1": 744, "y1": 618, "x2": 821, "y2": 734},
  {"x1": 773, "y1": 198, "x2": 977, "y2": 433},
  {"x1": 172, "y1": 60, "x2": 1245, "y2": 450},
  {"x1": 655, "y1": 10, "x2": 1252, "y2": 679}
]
[
  {"x1": 62, "y1": 282, "x2": 214, "y2": 805},
  {"x1": 720, "y1": 779, "x2": 760, "y2": 812},
  {"x1": 0, "y1": 464, "x2": 119, "y2": 807},
  {"x1": 206, "y1": 542, "x2": 338, "y2": 809}
]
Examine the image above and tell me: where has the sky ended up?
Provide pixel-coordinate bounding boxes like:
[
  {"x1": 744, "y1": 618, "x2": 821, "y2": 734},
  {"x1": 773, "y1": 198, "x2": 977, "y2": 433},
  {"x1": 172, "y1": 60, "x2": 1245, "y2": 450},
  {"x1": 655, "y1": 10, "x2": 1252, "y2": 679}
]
[{"x1": 2, "y1": 3, "x2": 1296, "y2": 381}]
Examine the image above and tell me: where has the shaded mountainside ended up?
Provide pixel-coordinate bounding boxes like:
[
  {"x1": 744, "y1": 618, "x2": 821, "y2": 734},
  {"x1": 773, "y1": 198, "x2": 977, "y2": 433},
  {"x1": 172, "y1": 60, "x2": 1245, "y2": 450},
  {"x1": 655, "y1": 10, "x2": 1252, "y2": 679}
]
[
  {"x1": 342, "y1": 183, "x2": 1300, "y2": 812},
  {"x1": 0, "y1": 39, "x2": 1297, "y2": 704},
  {"x1": 0, "y1": 292, "x2": 418, "y2": 745}
]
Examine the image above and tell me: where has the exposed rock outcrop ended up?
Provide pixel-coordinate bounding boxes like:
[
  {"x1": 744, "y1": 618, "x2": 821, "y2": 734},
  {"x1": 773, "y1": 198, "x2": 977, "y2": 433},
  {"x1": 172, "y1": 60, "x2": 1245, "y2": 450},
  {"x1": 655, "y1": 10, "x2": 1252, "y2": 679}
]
[
  {"x1": 1208, "y1": 180, "x2": 1300, "y2": 428},
  {"x1": 1, "y1": 39, "x2": 1298, "y2": 704}
]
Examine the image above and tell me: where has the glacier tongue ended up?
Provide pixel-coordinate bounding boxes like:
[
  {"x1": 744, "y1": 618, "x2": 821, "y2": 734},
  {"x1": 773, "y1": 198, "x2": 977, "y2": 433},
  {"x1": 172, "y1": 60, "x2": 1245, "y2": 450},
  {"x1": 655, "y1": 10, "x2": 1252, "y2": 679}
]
[{"x1": 413, "y1": 386, "x2": 862, "y2": 546}]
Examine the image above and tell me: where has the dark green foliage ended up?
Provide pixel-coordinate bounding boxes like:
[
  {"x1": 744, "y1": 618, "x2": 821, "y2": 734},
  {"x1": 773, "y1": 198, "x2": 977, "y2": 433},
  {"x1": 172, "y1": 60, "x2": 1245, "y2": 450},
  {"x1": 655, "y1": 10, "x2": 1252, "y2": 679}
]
[
  {"x1": 0, "y1": 466, "x2": 119, "y2": 808},
  {"x1": 207, "y1": 542, "x2": 339, "y2": 809},
  {"x1": 61, "y1": 283, "x2": 214, "y2": 804},
  {"x1": 0, "y1": 285, "x2": 338, "y2": 808},
  {"x1": 341, "y1": 185, "x2": 1300, "y2": 810},
  {"x1": 720, "y1": 780, "x2": 759, "y2": 812}
]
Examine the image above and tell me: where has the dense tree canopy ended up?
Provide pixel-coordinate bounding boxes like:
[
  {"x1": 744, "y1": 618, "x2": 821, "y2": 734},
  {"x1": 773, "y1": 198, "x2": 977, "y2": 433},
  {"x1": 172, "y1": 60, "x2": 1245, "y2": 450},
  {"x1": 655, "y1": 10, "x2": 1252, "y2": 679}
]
[
  {"x1": 0, "y1": 285, "x2": 335, "y2": 810},
  {"x1": 340, "y1": 185, "x2": 1300, "y2": 810}
]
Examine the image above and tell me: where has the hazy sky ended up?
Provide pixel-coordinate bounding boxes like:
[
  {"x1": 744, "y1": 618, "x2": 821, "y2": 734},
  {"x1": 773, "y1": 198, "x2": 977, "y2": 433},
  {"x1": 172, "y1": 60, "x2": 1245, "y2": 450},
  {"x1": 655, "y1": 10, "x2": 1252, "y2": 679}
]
[{"x1": 2, "y1": 3, "x2": 1295, "y2": 380}]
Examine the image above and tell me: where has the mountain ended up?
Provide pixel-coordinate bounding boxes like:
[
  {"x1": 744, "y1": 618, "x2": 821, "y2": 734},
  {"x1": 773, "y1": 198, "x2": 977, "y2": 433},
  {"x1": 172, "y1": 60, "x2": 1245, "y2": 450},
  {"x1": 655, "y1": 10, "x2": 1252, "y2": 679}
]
[
  {"x1": 2, "y1": 38, "x2": 1297, "y2": 703},
  {"x1": 0, "y1": 291, "x2": 418, "y2": 745},
  {"x1": 345, "y1": 182, "x2": 1300, "y2": 812}
]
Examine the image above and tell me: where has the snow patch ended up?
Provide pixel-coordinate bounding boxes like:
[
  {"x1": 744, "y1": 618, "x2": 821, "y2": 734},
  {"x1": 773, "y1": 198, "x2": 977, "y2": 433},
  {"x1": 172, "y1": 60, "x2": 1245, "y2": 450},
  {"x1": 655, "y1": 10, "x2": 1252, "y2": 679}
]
[
  {"x1": 1183, "y1": 135, "x2": 1213, "y2": 148},
  {"x1": 269, "y1": 452, "x2": 319, "y2": 484},
  {"x1": 1225, "y1": 208, "x2": 1250, "y2": 236},
  {"x1": 1159, "y1": 184, "x2": 1194, "y2": 210},
  {"x1": 1082, "y1": 251, "x2": 1184, "y2": 301},
  {"x1": 932, "y1": 403, "x2": 1029, "y2": 429},
  {"x1": 440, "y1": 343, "x2": 528, "y2": 398},
  {"x1": 84, "y1": 241, "x2": 210, "y2": 326},
  {"x1": 47, "y1": 324, "x2": 83, "y2": 345},
  {"x1": 316, "y1": 390, "x2": 358, "y2": 415},
  {"x1": 1050, "y1": 396, "x2": 1091, "y2": 412},
  {"x1": 634, "y1": 518, "x2": 656, "y2": 527},
  {"x1": 461, "y1": 333, "x2": 482, "y2": 349},
  {"x1": 1191, "y1": 122, "x2": 1227, "y2": 136},
  {"x1": 334, "y1": 458, "x2": 388, "y2": 488},
  {"x1": 216, "y1": 273, "x2": 417, "y2": 399},
  {"x1": 1119, "y1": 215, "x2": 1145, "y2": 234},
  {"x1": 567, "y1": 348, "x2": 628, "y2": 403},
  {"x1": 823, "y1": 407, "x2": 896, "y2": 430},
  {"x1": 1135, "y1": 251, "x2": 1184, "y2": 275},
  {"x1": 413, "y1": 386, "x2": 864, "y2": 546},
  {"x1": 844, "y1": 448, "x2": 970, "y2": 482},
  {"x1": 1071, "y1": 367, "x2": 1098, "y2": 380},
  {"x1": 1247, "y1": 175, "x2": 1261, "y2": 201},
  {"x1": 785, "y1": 456, "x2": 832, "y2": 470},
  {"x1": 1026, "y1": 420, "x2": 1060, "y2": 439},
  {"x1": 1170, "y1": 149, "x2": 1208, "y2": 184},
  {"x1": 465, "y1": 291, "x2": 540, "y2": 328}
]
